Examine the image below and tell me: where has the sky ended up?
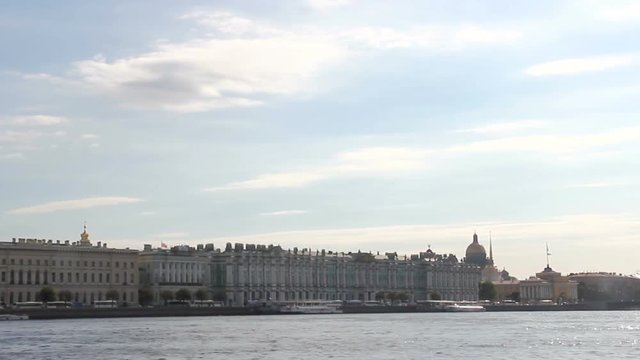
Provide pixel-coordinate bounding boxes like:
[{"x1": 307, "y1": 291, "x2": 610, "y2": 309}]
[{"x1": 1, "y1": 0, "x2": 640, "y2": 279}]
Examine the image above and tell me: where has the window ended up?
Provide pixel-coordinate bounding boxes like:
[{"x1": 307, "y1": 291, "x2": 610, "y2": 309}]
[
  {"x1": 68, "y1": 260, "x2": 72, "y2": 266},
  {"x1": 52, "y1": 260, "x2": 56, "y2": 266},
  {"x1": 84, "y1": 261, "x2": 88, "y2": 267},
  {"x1": 1, "y1": 271, "x2": 5, "y2": 282},
  {"x1": 91, "y1": 273, "x2": 95, "y2": 283},
  {"x1": 106, "y1": 273, "x2": 110, "y2": 283},
  {"x1": 52, "y1": 272, "x2": 56, "y2": 283},
  {"x1": 123, "y1": 262, "x2": 127, "y2": 269},
  {"x1": 68, "y1": 272, "x2": 72, "y2": 283},
  {"x1": 130, "y1": 273, "x2": 134, "y2": 284},
  {"x1": 28, "y1": 259, "x2": 32, "y2": 265},
  {"x1": 11, "y1": 259, "x2": 15, "y2": 265},
  {"x1": 1, "y1": 259, "x2": 4, "y2": 265},
  {"x1": 115, "y1": 273, "x2": 120, "y2": 283},
  {"x1": 36, "y1": 259, "x2": 40, "y2": 266},
  {"x1": 44, "y1": 260, "x2": 48, "y2": 266},
  {"x1": 59, "y1": 272, "x2": 64, "y2": 283},
  {"x1": 115, "y1": 262, "x2": 119, "y2": 268},
  {"x1": 130, "y1": 262, "x2": 134, "y2": 269},
  {"x1": 99, "y1": 261, "x2": 103, "y2": 267},
  {"x1": 76, "y1": 261, "x2": 80, "y2": 267},
  {"x1": 76, "y1": 273, "x2": 80, "y2": 282},
  {"x1": 99, "y1": 273, "x2": 103, "y2": 283},
  {"x1": 83, "y1": 273, "x2": 87, "y2": 283},
  {"x1": 20, "y1": 259, "x2": 23, "y2": 265},
  {"x1": 91, "y1": 261, "x2": 95, "y2": 267}
]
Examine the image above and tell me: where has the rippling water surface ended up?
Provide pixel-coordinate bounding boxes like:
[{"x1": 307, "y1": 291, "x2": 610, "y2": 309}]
[{"x1": 2, "y1": 311, "x2": 639, "y2": 359}]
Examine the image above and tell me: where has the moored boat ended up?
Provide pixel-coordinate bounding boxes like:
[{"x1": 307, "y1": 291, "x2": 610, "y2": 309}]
[
  {"x1": 444, "y1": 304, "x2": 485, "y2": 312},
  {"x1": 0, "y1": 314, "x2": 30, "y2": 320}
]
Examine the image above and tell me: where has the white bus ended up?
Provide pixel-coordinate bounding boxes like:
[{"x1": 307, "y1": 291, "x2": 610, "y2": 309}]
[
  {"x1": 92, "y1": 300, "x2": 117, "y2": 308},
  {"x1": 14, "y1": 301, "x2": 44, "y2": 309}
]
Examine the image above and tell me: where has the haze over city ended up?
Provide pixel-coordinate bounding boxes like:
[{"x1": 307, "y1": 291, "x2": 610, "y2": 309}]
[{"x1": 2, "y1": 0, "x2": 640, "y2": 279}]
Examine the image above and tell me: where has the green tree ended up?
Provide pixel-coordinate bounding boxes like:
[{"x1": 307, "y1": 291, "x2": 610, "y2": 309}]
[
  {"x1": 175, "y1": 288, "x2": 192, "y2": 301},
  {"x1": 58, "y1": 290, "x2": 72, "y2": 302},
  {"x1": 138, "y1": 289, "x2": 153, "y2": 306},
  {"x1": 105, "y1": 289, "x2": 120, "y2": 301},
  {"x1": 507, "y1": 291, "x2": 520, "y2": 302},
  {"x1": 429, "y1": 291, "x2": 441, "y2": 300},
  {"x1": 397, "y1": 292, "x2": 409, "y2": 302},
  {"x1": 479, "y1": 281, "x2": 497, "y2": 301},
  {"x1": 211, "y1": 290, "x2": 226, "y2": 302},
  {"x1": 160, "y1": 290, "x2": 174, "y2": 306},
  {"x1": 387, "y1": 291, "x2": 399, "y2": 303},
  {"x1": 375, "y1": 291, "x2": 386, "y2": 301},
  {"x1": 37, "y1": 287, "x2": 56, "y2": 303},
  {"x1": 194, "y1": 289, "x2": 208, "y2": 301}
]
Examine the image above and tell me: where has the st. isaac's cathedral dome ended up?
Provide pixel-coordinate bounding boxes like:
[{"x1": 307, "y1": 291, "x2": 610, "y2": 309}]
[{"x1": 465, "y1": 233, "x2": 488, "y2": 266}]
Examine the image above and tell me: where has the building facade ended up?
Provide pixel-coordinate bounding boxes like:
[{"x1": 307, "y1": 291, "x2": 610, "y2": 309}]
[
  {"x1": 0, "y1": 228, "x2": 139, "y2": 306},
  {"x1": 568, "y1": 272, "x2": 640, "y2": 302},
  {"x1": 138, "y1": 244, "x2": 213, "y2": 304},
  {"x1": 210, "y1": 243, "x2": 481, "y2": 306},
  {"x1": 519, "y1": 266, "x2": 578, "y2": 303}
]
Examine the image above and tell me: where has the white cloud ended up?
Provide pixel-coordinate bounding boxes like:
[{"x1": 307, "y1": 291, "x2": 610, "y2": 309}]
[
  {"x1": 2, "y1": 115, "x2": 68, "y2": 126},
  {"x1": 566, "y1": 181, "x2": 628, "y2": 189},
  {"x1": 7, "y1": 196, "x2": 144, "y2": 215},
  {"x1": 206, "y1": 126, "x2": 640, "y2": 191},
  {"x1": 458, "y1": 120, "x2": 547, "y2": 134},
  {"x1": 449, "y1": 126, "x2": 640, "y2": 154},
  {"x1": 599, "y1": 3, "x2": 640, "y2": 22},
  {"x1": 259, "y1": 210, "x2": 308, "y2": 216},
  {"x1": 204, "y1": 147, "x2": 430, "y2": 191},
  {"x1": 56, "y1": 11, "x2": 521, "y2": 113},
  {"x1": 308, "y1": 0, "x2": 352, "y2": 10},
  {"x1": 340, "y1": 25, "x2": 519, "y2": 50},
  {"x1": 0, "y1": 152, "x2": 23, "y2": 160},
  {"x1": 81, "y1": 133, "x2": 98, "y2": 139},
  {"x1": 525, "y1": 55, "x2": 633, "y2": 76}
]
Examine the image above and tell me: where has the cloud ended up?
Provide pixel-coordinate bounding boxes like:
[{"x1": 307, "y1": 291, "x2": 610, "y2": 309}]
[
  {"x1": 340, "y1": 25, "x2": 519, "y2": 50},
  {"x1": 204, "y1": 147, "x2": 430, "y2": 191},
  {"x1": 449, "y1": 126, "x2": 640, "y2": 155},
  {"x1": 599, "y1": 3, "x2": 640, "y2": 22},
  {"x1": 308, "y1": 0, "x2": 352, "y2": 10},
  {"x1": 525, "y1": 55, "x2": 633, "y2": 76},
  {"x1": 566, "y1": 181, "x2": 629, "y2": 189},
  {"x1": 81, "y1": 133, "x2": 98, "y2": 139},
  {"x1": 259, "y1": 210, "x2": 308, "y2": 216},
  {"x1": 0, "y1": 152, "x2": 23, "y2": 160},
  {"x1": 458, "y1": 120, "x2": 547, "y2": 134},
  {"x1": 206, "y1": 126, "x2": 640, "y2": 191},
  {"x1": 73, "y1": 35, "x2": 347, "y2": 112},
  {"x1": 57, "y1": 11, "x2": 520, "y2": 113},
  {"x1": 7, "y1": 196, "x2": 144, "y2": 215},
  {"x1": 2, "y1": 115, "x2": 68, "y2": 126}
]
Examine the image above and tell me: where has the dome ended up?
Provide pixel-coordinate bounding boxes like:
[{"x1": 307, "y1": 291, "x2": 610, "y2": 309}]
[{"x1": 465, "y1": 233, "x2": 487, "y2": 266}]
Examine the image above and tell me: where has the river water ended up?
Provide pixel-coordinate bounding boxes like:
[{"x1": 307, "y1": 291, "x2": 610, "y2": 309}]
[{"x1": 2, "y1": 311, "x2": 639, "y2": 359}]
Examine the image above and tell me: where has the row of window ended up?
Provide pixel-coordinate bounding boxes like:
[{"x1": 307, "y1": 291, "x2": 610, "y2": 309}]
[
  {"x1": 0, "y1": 270, "x2": 135, "y2": 285},
  {"x1": 0, "y1": 290, "x2": 136, "y2": 304},
  {"x1": 0, "y1": 258, "x2": 135, "y2": 269}
]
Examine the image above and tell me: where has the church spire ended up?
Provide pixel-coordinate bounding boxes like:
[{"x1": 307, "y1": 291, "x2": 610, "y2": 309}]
[{"x1": 489, "y1": 232, "x2": 493, "y2": 261}]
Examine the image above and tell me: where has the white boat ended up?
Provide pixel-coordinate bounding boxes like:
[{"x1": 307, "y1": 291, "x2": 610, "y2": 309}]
[
  {"x1": 280, "y1": 300, "x2": 343, "y2": 314},
  {"x1": 444, "y1": 304, "x2": 485, "y2": 312},
  {"x1": 0, "y1": 314, "x2": 29, "y2": 320}
]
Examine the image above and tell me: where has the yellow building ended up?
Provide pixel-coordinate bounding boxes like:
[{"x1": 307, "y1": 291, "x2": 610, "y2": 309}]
[{"x1": 0, "y1": 227, "x2": 139, "y2": 306}]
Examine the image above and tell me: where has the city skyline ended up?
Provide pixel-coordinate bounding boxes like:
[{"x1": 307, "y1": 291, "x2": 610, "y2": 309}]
[{"x1": 2, "y1": 1, "x2": 640, "y2": 279}]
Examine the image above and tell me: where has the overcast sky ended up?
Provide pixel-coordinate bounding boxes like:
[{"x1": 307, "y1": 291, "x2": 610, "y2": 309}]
[{"x1": 2, "y1": 0, "x2": 640, "y2": 278}]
